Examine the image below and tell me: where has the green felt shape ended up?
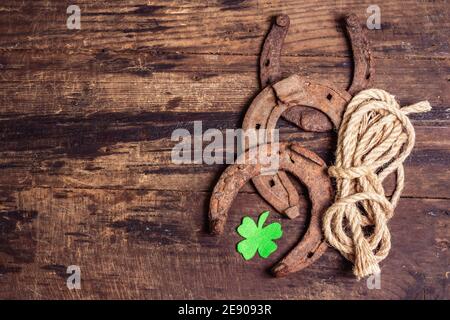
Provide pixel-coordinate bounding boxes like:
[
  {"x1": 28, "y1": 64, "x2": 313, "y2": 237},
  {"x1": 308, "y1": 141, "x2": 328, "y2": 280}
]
[{"x1": 236, "y1": 211, "x2": 283, "y2": 260}]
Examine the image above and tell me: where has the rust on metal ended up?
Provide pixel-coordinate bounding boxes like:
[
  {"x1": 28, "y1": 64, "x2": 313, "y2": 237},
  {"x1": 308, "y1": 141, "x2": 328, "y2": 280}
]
[
  {"x1": 260, "y1": 14, "x2": 290, "y2": 88},
  {"x1": 345, "y1": 13, "x2": 375, "y2": 95},
  {"x1": 242, "y1": 74, "x2": 350, "y2": 219},
  {"x1": 209, "y1": 142, "x2": 333, "y2": 277},
  {"x1": 259, "y1": 13, "x2": 375, "y2": 132}
]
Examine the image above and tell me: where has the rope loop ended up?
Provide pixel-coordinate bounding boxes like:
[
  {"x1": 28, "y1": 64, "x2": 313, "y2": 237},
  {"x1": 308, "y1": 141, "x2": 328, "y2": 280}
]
[{"x1": 323, "y1": 88, "x2": 431, "y2": 278}]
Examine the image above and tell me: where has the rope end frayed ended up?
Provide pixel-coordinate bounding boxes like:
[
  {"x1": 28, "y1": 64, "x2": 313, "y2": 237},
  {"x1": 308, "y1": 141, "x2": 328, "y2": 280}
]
[
  {"x1": 402, "y1": 101, "x2": 432, "y2": 115},
  {"x1": 354, "y1": 263, "x2": 380, "y2": 281},
  {"x1": 353, "y1": 240, "x2": 381, "y2": 280}
]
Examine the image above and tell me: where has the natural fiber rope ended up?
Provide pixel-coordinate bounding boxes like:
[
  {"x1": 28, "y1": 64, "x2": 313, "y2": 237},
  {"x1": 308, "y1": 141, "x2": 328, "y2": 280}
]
[{"x1": 323, "y1": 88, "x2": 431, "y2": 279}]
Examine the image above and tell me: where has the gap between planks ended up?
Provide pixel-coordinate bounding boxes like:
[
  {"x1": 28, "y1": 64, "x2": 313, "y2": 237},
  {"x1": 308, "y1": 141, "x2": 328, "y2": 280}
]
[{"x1": 4, "y1": 185, "x2": 450, "y2": 201}]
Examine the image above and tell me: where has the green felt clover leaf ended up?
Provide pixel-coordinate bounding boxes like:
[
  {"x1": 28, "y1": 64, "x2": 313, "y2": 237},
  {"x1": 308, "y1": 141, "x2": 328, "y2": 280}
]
[{"x1": 236, "y1": 211, "x2": 283, "y2": 260}]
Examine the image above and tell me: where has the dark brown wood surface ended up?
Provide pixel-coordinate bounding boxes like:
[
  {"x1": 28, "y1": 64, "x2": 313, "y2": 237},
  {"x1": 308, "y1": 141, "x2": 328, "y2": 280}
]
[{"x1": 0, "y1": 0, "x2": 448, "y2": 299}]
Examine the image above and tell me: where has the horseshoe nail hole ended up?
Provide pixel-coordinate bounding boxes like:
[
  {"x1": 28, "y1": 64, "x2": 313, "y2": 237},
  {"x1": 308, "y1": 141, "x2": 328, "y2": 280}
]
[
  {"x1": 265, "y1": 59, "x2": 270, "y2": 67},
  {"x1": 269, "y1": 179, "x2": 276, "y2": 187},
  {"x1": 255, "y1": 123, "x2": 261, "y2": 129},
  {"x1": 326, "y1": 93, "x2": 333, "y2": 101},
  {"x1": 307, "y1": 252, "x2": 314, "y2": 258}
]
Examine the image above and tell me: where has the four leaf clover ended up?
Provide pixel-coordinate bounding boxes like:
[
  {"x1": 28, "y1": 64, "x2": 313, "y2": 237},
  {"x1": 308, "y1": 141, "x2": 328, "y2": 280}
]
[{"x1": 236, "y1": 211, "x2": 283, "y2": 260}]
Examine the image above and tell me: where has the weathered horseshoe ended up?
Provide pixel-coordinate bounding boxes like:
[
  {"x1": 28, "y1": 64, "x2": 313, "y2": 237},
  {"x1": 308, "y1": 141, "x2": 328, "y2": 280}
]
[
  {"x1": 345, "y1": 13, "x2": 375, "y2": 95},
  {"x1": 209, "y1": 142, "x2": 333, "y2": 277},
  {"x1": 209, "y1": 13, "x2": 373, "y2": 276},
  {"x1": 242, "y1": 74, "x2": 351, "y2": 218},
  {"x1": 250, "y1": 13, "x2": 372, "y2": 218},
  {"x1": 259, "y1": 13, "x2": 374, "y2": 132},
  {"x1": 260, "y1": 14, "x2": 290, "y2": 88},
  {"x1": 245, "y1": 74, "x2": 351, "y2": 131}
]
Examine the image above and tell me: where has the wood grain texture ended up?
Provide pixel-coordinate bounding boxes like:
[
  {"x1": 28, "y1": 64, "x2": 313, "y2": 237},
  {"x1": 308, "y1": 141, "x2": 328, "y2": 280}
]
[{"x1": 0, "y1": 0, "x2": 449, "y2": 299}]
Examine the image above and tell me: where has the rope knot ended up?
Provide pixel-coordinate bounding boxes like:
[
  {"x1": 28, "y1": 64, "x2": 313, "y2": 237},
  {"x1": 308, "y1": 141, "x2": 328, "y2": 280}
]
[
  {"x1": 323, "y1": 89, "x2": 431, "y2": 278},
  {"x1": 329, "y1": 165, "x2": 373, "y2": 180}
]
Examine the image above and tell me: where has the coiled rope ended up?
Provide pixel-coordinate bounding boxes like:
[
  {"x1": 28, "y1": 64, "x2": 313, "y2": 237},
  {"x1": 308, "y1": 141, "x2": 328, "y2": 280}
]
[{"x1": 323, "y1": 88, "x2": 431, "y2": 278}]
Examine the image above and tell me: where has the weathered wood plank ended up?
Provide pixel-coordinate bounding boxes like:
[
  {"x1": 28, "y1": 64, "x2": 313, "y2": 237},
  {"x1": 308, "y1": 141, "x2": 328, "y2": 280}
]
[
  {"x1": 0, "y1": 187, "x2": 447, "y2": 299},
  {"x1": 0, "y1": 125, "x2": 449, "y2": 198},
  {"x1": 0, "y1": 0, "x2": 448, "y2": 59},
  {"x1": 0, "y1": 0, "x2": 448, "y2": 300},
  {"x1": 0, "y1": 52, "x2": 448, "y2": 120}
]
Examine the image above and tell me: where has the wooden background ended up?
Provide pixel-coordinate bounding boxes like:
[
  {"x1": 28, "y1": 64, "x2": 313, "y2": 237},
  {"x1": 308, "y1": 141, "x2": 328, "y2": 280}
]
[{"x1": 0, "y1": 0, "x2": 448, "y2": 299}]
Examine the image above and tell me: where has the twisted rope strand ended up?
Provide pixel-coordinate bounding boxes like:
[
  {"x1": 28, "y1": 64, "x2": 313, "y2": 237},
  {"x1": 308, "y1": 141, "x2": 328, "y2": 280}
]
[{"x1": 323, "y1": 89, "x2": 431, "y2": 279}]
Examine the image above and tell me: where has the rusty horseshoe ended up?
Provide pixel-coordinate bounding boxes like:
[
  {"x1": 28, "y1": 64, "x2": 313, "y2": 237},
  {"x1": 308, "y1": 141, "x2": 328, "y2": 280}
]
[
  {"x1": 209, "y1": 14, "x2": 373, "y2": 276},
  {"x1": 245, "y1": 13, "x2": 373, "y2": 219},
  {"x1": 209, "y1": 142, "x2": 333, "y2": 277},
  {"x1": 259, "y1": 13, "x2": 374, "y2": 132},
  {"x1": 242, "y1": 74, "x2": 351, "y2": 219}
]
